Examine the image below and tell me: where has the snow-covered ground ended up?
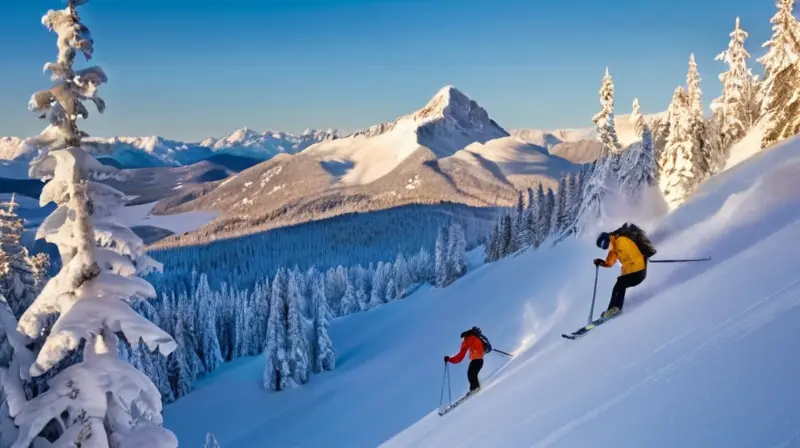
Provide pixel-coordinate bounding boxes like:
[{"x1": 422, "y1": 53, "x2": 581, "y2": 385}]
[
  {"x1": 163, "y1": 133, "x2": 800, "y2": 447},
  {"x1": 116, "y1": 202, "x2": 219, "y2": 236}
]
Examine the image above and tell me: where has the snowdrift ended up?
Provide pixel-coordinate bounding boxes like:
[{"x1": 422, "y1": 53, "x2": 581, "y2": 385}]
[{"x1": 164, "y1": 135, "x2": 800, "y2": 447}]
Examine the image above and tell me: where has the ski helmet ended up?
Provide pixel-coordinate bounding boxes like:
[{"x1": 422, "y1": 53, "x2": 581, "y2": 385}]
[{"x1": 596, "y1": 232, "x2": 610, "y2": 250}]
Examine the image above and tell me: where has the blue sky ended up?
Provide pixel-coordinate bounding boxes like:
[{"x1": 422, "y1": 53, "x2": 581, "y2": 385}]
[{"x1": 1, "y1": 0, "x2": 776, "y2": 142}]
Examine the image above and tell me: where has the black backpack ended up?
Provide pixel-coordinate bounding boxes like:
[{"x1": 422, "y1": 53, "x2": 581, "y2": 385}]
[
  {"x1": 611, "y1": 223, "x2": 657, "y2": 259},
  {"x1": 463, "y1": 326, "x2": 492, "y2": 354}
]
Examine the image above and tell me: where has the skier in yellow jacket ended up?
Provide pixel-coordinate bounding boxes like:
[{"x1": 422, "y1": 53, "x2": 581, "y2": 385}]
[{"x1": 594, "y1": 228, "x2": 648, "y2": 318}]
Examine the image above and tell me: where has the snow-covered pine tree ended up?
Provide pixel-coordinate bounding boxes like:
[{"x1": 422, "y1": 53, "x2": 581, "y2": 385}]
[
  {"x1": 574, "y1": 156, "x2": 611, "y2": 235},
  {"x1": 760, "y1": 0, "x2": 800, "y2": 149},
  {"x1": 196, "y1": 273, "x2": 223, "y2": 373},
  {"x1": 510, "y1": 190, "x2": 526, "y2": 252},
  {"x1": 435, "y1": 227, "x2": 448, "y2": 287},
  {"x1": 484, "y1": 221, "x2": 501, "y2": 262},
  {"x1": 263, "y1": 268, "x2": 291, "y2": 391},
  {"x1": 532, "y1": 183, "x2": 549, "y2": 246},
  {"x1": 369, "y1": 261, "x2": 387, "y2": 308},
  {"x1": 168, "y1": 311, "x2": 194, "y2": 399},
  {"x1": 0, "y1": 195, "x2": 49, "y2": 318},
  {"x1": 592, "y1": 67, "x2": 621, "y2": 174},
  {"x1": 12, "y1": 1, "x2": 178, "y2": 445},
  {"x1": 394, "y1": 253, "x2": 412, "y2": 298},
  {"x1": 659, "y1": 86, "x2": 696, "y2": 209},
  {"x1": 311, "y1": 276, "x2": 335, "y2": 373},
  {"x1": 339, "y1": 274, "x2": 358, "y2": 315},
  {"x1": 447, "y1": 223, "x2": 467, "y2": 279},
  {"x1": 711, "y1": 17, "x2": 760, "y2": 153},
  {"x1": 551, "y1": 174, "x2": 570, "y2": 236},
  {"x1": 686, "y1": 54, "x2": 712, "y2": 183},
  {"x1": 286, "y1": 271, "x2": 309, "y2": 386},
  {"x1": 620, "y1": 98, "x2": 657, "y2": 200}
]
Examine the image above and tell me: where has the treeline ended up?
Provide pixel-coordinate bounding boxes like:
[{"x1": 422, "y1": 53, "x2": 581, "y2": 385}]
[{"x1": 124, "y1": 222, "x2": 468, "y2": 400}]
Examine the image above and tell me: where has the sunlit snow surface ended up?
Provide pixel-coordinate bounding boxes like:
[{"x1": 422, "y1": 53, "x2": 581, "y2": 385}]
[{"x1": 165, "y1": 135, "x2": 800, "y2": 447}]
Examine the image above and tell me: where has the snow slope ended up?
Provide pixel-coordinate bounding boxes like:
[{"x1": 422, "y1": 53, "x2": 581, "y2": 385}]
[{"x1": 164, "y1": 134, "x2": 800, "y2": 447}]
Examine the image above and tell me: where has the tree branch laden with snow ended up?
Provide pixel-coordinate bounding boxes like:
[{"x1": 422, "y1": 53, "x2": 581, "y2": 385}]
[{"x1": 6, "y1": 1, "x2": 178, "y2": 446}]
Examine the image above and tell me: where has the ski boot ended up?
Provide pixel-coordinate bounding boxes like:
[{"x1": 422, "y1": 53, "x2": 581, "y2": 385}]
[{"x1": 600, "y1": 307, "x2": 621, "y2": 319}]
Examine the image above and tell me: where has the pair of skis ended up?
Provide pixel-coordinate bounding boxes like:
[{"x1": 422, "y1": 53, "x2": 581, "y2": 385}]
[
  {"x1": 561, "y1": 311, "x2": 621, "y2": 339},
  {"x1": 438, "y1": 389, "x2": 479, "y2": 416}
]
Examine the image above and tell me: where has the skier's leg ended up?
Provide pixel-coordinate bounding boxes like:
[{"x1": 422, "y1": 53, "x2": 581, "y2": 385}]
[
  {"x1": 608, "y1": 269, "x2": 647, "y2": 310},
  {"x1": 467, "y1": 359, "x2": 483, "y2": 391}
]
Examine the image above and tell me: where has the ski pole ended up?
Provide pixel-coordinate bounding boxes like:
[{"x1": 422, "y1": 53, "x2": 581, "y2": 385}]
[
  {"x1": 588, "y1": 264, "x2": 599, "y2": 325},
  {"x1": 649, "y1": 257, "x2": 711, "y2": 263},
  {"x1": 492, "y1": 349, "x2": 513, "y2": 357}
]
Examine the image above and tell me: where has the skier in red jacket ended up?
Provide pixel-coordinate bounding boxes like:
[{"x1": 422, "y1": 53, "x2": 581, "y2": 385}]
[{"x1": 444, "y1": 327, "x2": 486, "y2": 393}]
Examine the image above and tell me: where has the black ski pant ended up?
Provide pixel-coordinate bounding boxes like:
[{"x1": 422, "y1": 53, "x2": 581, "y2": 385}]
[
  {"x1": 607, "y1": 268, "x2": 646, "y2": 311},
  {"x1": 467, "y1": 359, "x2": 483, "y2": 391}
]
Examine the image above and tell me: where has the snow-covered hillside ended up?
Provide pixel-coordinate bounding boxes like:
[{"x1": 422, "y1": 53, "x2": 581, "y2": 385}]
[
  {"x1": 163, "y1": 132, "x2": 800, "y2": 447},
  {"x1": 304, "y1": 85, "x2": 509, "y2": 186}
]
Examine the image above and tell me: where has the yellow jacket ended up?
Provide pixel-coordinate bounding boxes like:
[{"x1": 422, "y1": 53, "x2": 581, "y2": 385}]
[{"x1": 601, "y1": 235, "x2": 646, "y2": 276}]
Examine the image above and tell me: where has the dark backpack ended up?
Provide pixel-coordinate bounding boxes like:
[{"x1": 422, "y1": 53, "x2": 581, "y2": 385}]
[
  {"x1": 611, "y1": 223, "x2": 657, "y2": 259},
  {"x1": 464, "y1": 326, "x2": 492, "y2": 354}
]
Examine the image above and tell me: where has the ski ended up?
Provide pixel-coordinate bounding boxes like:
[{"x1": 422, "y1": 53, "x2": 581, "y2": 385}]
[
  {"x1": 438, "y1": 390, "x2": 479, "y2": 416},
  {"x1": 561, "y1": 313, "x2": 620, "y2": 340}
]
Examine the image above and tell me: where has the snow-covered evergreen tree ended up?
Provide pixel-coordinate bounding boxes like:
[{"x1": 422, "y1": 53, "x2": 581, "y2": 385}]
[
  {"x1": 592, "y1": 67, "x2": 621, "y2": 172},
  {"x1": 760, "y1": 0, "x2": 800, "y2": 149},
  {"x1": 196, "y1": 274, "x2": 223, "y2": 373},
  {"x1": 0, "y1": 195, "x2": 49, "y2": 319},
  {"x1": 339, "y1": 273, "x2": 359, "y2": 315},
  {"x1": 659, "y1": 86, "x2": 696, "y2": 209},
  {"x1": 711, "y1": 17, "x2": 760, "y2": 153},
  {"x1": 620, "y1": 98, "x2": 657, "y2": 199},
  {"x1": 311, "y1": 276, "x2": 335, "y2": 373},
  {"x1": 286, "y1": 271, "x2": 309, "y2": 386},
  {"x1": 447, "y1": 223, "x2": 467, "y2": 279},
  {"x1": 394, "y1": 253, "x2": 412, "y2": 298},
  {"x1": 435, "y1": 227, "x2": 448, "y2": 287},
  {"x1": 10, "y1": 1, "x2": 178, "y2": 445},
  {"x1": 168, "y1": 312, "x2": 194, "y2": 399},
  {"x1": 264, "y1": 268, "x2": 291, "y2": 391},
  {"x1": 686, "y1": 53, "x2": 712, "y2": 182}
]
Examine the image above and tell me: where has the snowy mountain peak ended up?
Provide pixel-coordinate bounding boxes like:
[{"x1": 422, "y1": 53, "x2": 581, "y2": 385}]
[{"x1": 414, "y1": 85, "x2": 471, "y2": 120}]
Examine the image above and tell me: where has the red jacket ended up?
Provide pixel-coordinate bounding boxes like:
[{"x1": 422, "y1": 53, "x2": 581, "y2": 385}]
[{"x1": 448, "y1": 334, "x2": 484, "y2": 363}]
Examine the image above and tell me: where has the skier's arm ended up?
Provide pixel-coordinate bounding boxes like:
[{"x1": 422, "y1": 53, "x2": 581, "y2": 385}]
[
  {"x1": 602, "y1": 243, "x2": 617, "y2": 267},
  {"x1": 448, "y1": 341, "x2": 468, "y2": 364}
]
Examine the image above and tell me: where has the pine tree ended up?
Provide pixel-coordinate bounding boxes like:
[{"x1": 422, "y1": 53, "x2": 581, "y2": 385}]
[
  {"x1": 592, "y1": 67, "x2": 621, "y2": 164},
  {"x1": 286, "y1": 271, "x2": 309, "y2": 386},
  {"x1": 196, "y1": 274, "x2": 223, "y2": 373},
  {"x1": 264, "y1": 268, "x2": 291, "y2": 391},
  {"x1": 369, "y1": 262, "x2": 387, "y2": 308},
  {"x1": 760, "y1": 0, "x2": 800, "y2": 148},
  {"x1": 447, "y1": 223, "x2": 467, "y2": 279},
  {"x1": 686, "y1": 54, "x2": 712, "y2": 183},
  {"x1": 552, "y1": 174, "x2": 570, "y2": 235},
  {"x1": 12, "y1": 1, "x2": 178, "y2": 445},
  {"x1": 394, "y1": 253, "x2": 412, "y2": 298},
  {"x1": 168, "y1": 312, "x2": 194, "y2": 398},
  {"x1": 620, "y1": 98, "x2": 657, "y2": 199},
  {"x1": 711, "y1": 17, "x2": 760, "y2": 152},
  {"x1": 435, "y1": 227, "x2": 448, "y2": 287},
  {"x1": 0, "y1": 195, "x2": 49, "y2": 318},
  {"x1": 311, "y1": 276, "x2": 335, "y2": 373},
  {"x1": 510, "y1": 191, "x2": 526, "y2": 251},
  {"x1": 339, "y1": 274, "x2": 359, "y2": 315},
  {"x1": 659, "y1": 86, "x2": 696, "y2": 209}
]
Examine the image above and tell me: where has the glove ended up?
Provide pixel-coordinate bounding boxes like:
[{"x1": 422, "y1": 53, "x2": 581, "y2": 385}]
[
  {"x1": 593, "y1": 258, "x2": 604, "y2": 266},
  {"x1": 444, "y1": 356, "x2": 450, "y2": 363}
]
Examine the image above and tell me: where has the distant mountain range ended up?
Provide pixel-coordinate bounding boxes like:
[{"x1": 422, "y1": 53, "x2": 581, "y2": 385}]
[
  {"x1": 1, "y1": 85, "x2": 660, "y2": 247},
  {"x1": 150, "y1": 86, "x2": 604, "y2": 247}
]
